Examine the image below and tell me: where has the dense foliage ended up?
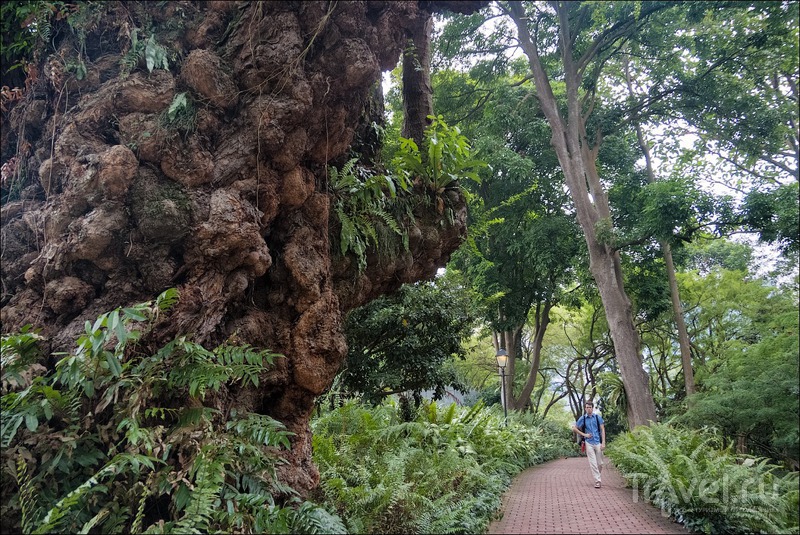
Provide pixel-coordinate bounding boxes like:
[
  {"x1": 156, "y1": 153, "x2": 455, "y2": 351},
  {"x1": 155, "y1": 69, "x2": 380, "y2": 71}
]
[
  {"x1": 340, "y1": 276, "x2": 478, "y2": 406},
  {"x1": 0, "y1": 1, "x2": 77, "y2": 88},
  {"x1": 742, "y1": 182, "x2": 800, "y2": 256},
  {"x1": 311, "y1": 398, "x2": 575, "y2": 534},
  {"x1": 608, "y1": 423, "x2": 799, "y2": 534},
  {"x1": 429, "y1": 0, "x2": 798, "y2": 459},
  {"x1": 1, "y1": 1, "x2": 797, "y2": 533},
  {"x1": 433, "y1": 59, "x2": 584, "y2": 328},
  {"x1": 330, "y1": 115, "x2": 484, "y2": 273},
  {"x1": 1, "y1": 293, "x2": 344, "y2": 534},
  {"x1": 673, "y1": 265, "x2": 800, "y2": 465}
]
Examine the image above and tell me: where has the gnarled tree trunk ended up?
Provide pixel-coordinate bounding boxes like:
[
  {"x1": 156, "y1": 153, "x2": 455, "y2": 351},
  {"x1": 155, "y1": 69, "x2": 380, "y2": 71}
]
[{"x1": 0, "y1": 0, "x2": 484, "y2": 494}]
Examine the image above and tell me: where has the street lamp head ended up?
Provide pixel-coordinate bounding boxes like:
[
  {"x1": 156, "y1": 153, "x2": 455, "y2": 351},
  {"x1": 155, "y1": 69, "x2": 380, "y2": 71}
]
[{"x1": 495, "y1": 348, "x2": 508, "y2": 369}]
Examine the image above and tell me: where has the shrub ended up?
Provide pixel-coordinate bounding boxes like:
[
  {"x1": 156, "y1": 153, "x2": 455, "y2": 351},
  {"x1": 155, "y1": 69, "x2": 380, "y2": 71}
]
[
  {"x1": 1, "y1": 290, "x2": 344, "y2": 534},
  {"x1": 311, "y1": 398, "x2": 573, "y2": 534},
  {"x1": 607, "y1": 423, "x2": 799, "y2": 534}
]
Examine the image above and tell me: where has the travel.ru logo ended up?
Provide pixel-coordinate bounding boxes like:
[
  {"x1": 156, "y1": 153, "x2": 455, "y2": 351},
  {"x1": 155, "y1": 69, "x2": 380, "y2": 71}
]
[{"x1": 630, "y1": 467, "x2": 782, "y2": 518}]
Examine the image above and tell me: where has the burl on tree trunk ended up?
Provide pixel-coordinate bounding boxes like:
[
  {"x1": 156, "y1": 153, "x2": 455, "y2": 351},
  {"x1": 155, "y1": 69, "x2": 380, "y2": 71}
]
[{"x1": 0, "y1": 1, "x2": 485, "y2": 494}]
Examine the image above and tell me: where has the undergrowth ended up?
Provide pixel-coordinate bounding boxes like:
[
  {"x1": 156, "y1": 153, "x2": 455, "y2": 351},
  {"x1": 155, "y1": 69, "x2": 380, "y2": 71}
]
[
  {"x1": 607, "y1": 423, "x2": 799, "y2": 534},
  {"x1": 329, "y1": 157, "x2": 412, "y2": 274},
  {"x1": 1, "y1": 289, "x2": 345, "y2": 534},
  {"x1": 329, "y1": 115, "x2": 484, "y2": 273},
  {"x1": 311, "y1": 398, "x2": 574, "y2": 534}
]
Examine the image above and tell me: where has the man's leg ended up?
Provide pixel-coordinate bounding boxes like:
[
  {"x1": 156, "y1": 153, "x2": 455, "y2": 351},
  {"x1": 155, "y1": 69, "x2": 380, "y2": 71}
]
[
  {"x1": 585, "y1": 443, "x2": 601, "y2": 483},
  {"x1": 597, "y1": 444, "x2": 604, "y2": 474}
]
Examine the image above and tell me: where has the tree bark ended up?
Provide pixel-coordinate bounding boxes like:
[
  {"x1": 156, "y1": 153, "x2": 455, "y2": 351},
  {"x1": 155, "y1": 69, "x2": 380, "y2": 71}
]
[
  {"x1": 508, "y1": 1, "x2": 657, "y2": 427},
  {"x1": 663, "y1": 244, "x2": 696, "y2": 396},
  {"x1": 511, "y1": 301, "x2": 552, "y2": 410},
  {"x1": 0, "y1": 0, "x2": 482, "y2": 495},
  {"x1": 402, "y1": 8, "x2": 435, "y2": 148}
]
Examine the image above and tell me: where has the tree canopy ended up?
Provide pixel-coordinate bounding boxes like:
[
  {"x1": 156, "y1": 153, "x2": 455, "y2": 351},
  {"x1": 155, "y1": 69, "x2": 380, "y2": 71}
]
[{"x1": 341, "y1": 276, "x2": 477, "y2": 405}]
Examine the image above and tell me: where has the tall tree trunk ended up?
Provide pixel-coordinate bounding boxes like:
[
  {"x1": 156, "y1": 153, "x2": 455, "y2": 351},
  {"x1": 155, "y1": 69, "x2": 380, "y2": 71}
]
[
  {"x1": 663, "y1": 245, "x2": 696, "y2": 396},
  {"x1": 622, "y1": 54, "x2": 696, "y2": 397},
  {"x1": 512, "y1": 301, "x2": 552, "y2": 410},
  {"x1": 509, "y1": 1, "x2": 657, "y2": 427},
  {"x1": 402, "y1": 9, "x2": 434, "y2": 148}
]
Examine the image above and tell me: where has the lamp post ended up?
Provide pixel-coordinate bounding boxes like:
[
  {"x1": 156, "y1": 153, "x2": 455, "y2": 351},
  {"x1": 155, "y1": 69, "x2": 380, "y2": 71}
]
[{"x1": 496, "y1": 349, "x2": 508, "y2": 427}]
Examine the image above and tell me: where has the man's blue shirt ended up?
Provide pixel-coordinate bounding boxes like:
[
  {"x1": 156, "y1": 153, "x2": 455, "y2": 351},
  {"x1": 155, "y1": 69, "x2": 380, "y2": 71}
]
[{"x1": 576, "y1": 413, "x2": 604, "y2": 445}]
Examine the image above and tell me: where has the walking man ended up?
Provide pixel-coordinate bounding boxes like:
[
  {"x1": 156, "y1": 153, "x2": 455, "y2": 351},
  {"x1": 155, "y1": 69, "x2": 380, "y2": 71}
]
[{"x1": 573, "y1": 400, "x2": 606, "y2": 488}]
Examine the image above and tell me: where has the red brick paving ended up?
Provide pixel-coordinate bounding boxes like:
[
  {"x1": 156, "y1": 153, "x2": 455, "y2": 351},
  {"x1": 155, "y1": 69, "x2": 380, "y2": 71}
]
[{"x1": 487, "y1": 456, "x2": 690, "y2": 534}]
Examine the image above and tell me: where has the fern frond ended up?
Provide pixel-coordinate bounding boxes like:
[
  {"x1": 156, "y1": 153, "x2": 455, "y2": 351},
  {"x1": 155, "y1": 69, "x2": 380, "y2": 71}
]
[
  {"x1": 130, "y1": 483, "x2": 149, "y2": 535},
  {"x1": 340, "y1": 157, "x2": 358, "y2": 182},
  {"x1": 287, "y1": 501, "x2": 348, "y2": 534},
  {"x1": 358, "y1": 218, "x2": 378, "y2": 248},
  {"x1": 2, "y1": 413, "x2": 24, "y2": 448},
  {"x1": 155, "y1": 288, "x2": 180, "y2": 311},
  {"x1": 174, "y1": 445, "x2": 226, "y2": 533},
  {"x1": 441, "y1": 403, "x2": 457, "y2": 425},
  {"x1": 226, "y1": 413, "x2": 293, "y2": 450},
  {"x1": 33, "y1": 473, "x2": 102, "y2": 534},
  {"x1": 17, "y1": 457, "x2": 39, "y2": 533},
  {"x1": 372, "y1": 206, "x2": 403, "y2": 239},
  {"x1": 336, "y1": 207, "x2": 355, "y2": 256},
  {"x1": 78, "y1": 506, "x2": 112, "y2": 535}
]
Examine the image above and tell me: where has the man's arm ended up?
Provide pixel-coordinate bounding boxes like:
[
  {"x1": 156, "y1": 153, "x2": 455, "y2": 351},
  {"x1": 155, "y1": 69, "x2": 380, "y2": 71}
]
[
  {"x1": 572, "y1": 417, "x2": 591, "y2": 438},
  {"x1": 600, "y1": 423, "x2": 606, "y2": 449}
]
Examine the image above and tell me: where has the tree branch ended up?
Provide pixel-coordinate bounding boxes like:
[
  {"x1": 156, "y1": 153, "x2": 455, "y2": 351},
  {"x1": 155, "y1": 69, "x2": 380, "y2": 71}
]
[
  {"x1": 575, "y1": 3, "x2": 670, "y2": 78},
  {"x1": 707, "y1": 147, "x2": 796, "y2": 183}
]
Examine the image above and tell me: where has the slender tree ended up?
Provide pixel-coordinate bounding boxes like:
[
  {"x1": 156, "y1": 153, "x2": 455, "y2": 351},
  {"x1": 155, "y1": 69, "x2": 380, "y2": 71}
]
[
  {"x1": 505, "y1": 1, "x2": 660, "y2": 426},
  {"x1": 621, "y1": 53, "x2": 695, "y2": 396}
]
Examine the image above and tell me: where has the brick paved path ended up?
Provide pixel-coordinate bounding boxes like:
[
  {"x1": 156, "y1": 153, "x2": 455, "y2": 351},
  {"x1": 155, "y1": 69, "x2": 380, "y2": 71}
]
[{"x1": 487, "y1": 456, "x2": 690, "y2": 534}]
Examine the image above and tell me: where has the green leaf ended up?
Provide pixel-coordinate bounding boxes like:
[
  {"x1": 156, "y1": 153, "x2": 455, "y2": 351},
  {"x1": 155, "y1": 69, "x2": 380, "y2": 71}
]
[
  {"x1": 167, "y1": 92, "x2": 187, "y2": 122},
  {"x1": 104, "y1": 351, "x2": 122, "y2": 377},
  {"x1": 107, "y1": 310, "x2": 119, "y2": 332},
  {"x1": 91, "y1": 315, "x2": 106, "y2": 333},
  {"x1": 74, "y1": 61, "x2": 86, "y2": 80},
  {"x1": 41, "y1": 400, "x2": 53, "y2": 420},
  {"x1": 122, "y1": 307, "x2": 148, "y2": 322},
  {"x1": 24, "y1": 412, "x2": 38, "y2": 432},
  {"x1": 91, "y1": 331, "x2": 105, "y2": 357},
  {"x1": 145, "y1": 35, "x2": 158, "y2": 72},
  {"x1": 174, "y1": 482, "x2": 192, "y2": 512}
]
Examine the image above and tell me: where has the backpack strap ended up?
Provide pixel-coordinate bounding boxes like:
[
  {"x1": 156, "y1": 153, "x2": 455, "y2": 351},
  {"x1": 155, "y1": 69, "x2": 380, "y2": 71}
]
[
  {"x1": 581, "y1": 414, "x2": 600, "y2": 443},
  {"x1": 594, "y1": 414, "x2": 600, "y2": 442}
]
